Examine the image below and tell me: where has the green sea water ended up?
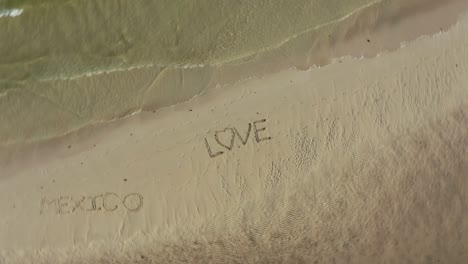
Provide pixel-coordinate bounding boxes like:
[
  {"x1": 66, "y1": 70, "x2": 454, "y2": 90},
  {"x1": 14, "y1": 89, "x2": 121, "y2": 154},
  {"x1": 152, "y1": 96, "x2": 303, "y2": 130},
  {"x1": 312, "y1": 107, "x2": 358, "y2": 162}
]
[
  {"x1": 0, "y1": 0, "x2": 379, "y2": 87},
  {"x1": 0, "y1": 0, "x2": 380, "y2": 144}
]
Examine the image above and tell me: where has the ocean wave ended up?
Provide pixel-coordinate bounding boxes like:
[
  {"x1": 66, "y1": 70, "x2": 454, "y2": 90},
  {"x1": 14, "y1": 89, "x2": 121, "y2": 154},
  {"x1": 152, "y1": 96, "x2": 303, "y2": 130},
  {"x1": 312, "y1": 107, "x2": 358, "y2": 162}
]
[
  {"x1": 44, "y1": 62, "x2": 209, "y2": 82},
  {"x1": 213, "y1": 0, "x2": 383, "y2": 66},
  {"x1": 40, "y1": 0, "x2": 382, "y2": 81},
  {"x1": 0, "y1": 0, "x2": 382, "y2": 86}
]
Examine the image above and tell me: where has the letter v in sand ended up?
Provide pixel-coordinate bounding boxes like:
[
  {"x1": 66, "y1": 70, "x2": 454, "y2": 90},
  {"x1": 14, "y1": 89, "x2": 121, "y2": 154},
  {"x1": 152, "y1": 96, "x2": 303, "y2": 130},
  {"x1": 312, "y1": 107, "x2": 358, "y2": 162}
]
[{"x1": 233, "y1": 123, "x2": 252, "y2": 145}]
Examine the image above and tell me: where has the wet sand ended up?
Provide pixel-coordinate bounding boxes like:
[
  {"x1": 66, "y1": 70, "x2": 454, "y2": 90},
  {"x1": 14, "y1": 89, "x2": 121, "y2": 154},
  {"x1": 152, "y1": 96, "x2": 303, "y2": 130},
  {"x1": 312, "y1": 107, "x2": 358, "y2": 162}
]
[{"x1": 1, "y1": 1, "x2": 468, "y2": 264}]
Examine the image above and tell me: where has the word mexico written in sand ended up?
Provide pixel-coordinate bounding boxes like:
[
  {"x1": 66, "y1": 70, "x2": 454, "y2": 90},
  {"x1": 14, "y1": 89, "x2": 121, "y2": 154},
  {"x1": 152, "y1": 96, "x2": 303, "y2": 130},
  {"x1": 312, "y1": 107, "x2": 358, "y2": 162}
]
[
  {"x1": 40, "y1": 192, "x2": 144, "y2": 215},
  {"x1": 204, "y1": 119, "x2": 272, "y2": 158}
]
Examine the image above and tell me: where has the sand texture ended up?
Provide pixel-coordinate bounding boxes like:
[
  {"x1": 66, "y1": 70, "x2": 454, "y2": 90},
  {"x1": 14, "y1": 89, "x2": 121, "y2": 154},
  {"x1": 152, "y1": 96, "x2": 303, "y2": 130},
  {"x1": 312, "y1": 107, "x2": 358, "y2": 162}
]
[{"x1": 1, "y1": 6, "x2": 468, "y2": 263}]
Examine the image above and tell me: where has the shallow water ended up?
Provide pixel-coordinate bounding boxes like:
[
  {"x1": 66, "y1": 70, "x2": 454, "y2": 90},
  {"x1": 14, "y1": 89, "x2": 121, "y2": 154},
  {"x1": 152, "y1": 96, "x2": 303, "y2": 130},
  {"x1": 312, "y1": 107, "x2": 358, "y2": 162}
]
[{"x1": 0, "y1": 0, "x2": 377, "y2": 87}]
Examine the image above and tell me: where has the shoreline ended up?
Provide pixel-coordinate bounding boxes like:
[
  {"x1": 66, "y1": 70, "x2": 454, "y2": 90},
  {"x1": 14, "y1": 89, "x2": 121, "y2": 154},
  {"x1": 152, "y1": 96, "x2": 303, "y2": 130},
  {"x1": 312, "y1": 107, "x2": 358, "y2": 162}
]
[
  {"x1": 1, "y1": 0, "x2": 467, "y2": 172},
  {"x1": 1, "y1": 0, "x2": 468, "y2": 145}
]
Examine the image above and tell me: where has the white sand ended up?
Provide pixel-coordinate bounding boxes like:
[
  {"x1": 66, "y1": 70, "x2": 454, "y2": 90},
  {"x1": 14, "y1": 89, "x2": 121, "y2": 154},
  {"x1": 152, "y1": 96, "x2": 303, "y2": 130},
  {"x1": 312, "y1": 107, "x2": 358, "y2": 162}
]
[{"x1": 1, "y1": 7, "x2": 468, "y2": 264}]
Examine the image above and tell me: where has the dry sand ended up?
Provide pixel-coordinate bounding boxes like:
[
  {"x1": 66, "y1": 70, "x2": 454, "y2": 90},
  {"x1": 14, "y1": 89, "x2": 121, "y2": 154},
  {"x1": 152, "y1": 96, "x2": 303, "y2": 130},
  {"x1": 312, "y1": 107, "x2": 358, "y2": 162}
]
[{"x1": 1, "y1": 3, "x2": 468, "y2": 264}]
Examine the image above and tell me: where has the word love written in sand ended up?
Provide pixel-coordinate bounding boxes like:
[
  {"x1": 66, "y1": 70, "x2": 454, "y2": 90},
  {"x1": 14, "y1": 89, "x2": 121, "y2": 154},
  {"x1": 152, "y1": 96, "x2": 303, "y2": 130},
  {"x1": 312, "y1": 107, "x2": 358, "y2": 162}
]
[
  {"x1": 204, "y1": 119, "x2": 272, "y2": 158},
  {"x1": 40, "y1": 192, "x2": 143, "y2": 215}
]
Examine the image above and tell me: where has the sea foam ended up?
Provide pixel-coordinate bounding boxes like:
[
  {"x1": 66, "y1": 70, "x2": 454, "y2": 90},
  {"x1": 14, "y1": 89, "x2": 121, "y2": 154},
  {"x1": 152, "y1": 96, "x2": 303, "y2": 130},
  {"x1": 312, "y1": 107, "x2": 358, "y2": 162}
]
[{"x1": 0, "y1": 8, "x2": 23, "y2": 18}]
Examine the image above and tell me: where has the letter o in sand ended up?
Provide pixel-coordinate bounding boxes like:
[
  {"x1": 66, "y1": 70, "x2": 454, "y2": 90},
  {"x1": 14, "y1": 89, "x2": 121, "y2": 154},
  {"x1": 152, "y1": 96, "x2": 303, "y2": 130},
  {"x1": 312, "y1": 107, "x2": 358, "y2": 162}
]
[
  {"x1": 123, "y1": 193, "x2": 143, "y2": 212},
  {"x1": 103, "y1": 192, "x2": 120, "y2": 211}
]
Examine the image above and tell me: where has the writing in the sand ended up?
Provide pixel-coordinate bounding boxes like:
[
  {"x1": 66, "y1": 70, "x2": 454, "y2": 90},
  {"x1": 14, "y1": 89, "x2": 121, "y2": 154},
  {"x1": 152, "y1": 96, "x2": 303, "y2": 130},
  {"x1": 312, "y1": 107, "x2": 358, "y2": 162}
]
[
  {"x1": 204, "y1": 118, "x2": 272, "y2": 158},
  {"x1": 40, "y1": 192, "x2": 143, "y2": 215}
]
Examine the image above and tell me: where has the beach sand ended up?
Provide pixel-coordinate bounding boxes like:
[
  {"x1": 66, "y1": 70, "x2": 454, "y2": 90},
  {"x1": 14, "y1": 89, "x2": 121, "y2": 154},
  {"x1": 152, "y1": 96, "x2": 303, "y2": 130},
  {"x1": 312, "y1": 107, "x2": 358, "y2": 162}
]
[{"x1": 1, "y1": 1, "x2": 468, "y2": 263}]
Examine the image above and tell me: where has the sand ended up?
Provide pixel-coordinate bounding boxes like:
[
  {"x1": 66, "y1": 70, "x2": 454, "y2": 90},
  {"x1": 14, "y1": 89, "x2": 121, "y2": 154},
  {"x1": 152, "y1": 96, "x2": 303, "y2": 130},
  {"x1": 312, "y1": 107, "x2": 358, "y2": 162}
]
[{"x1": 1, "y1": 2, "x2": 468, "y2": 264}]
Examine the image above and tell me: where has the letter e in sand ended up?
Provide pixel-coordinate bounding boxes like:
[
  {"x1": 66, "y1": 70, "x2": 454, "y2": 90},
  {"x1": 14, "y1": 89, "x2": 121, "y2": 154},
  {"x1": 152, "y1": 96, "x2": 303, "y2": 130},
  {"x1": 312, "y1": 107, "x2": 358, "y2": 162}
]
[{"x1": 253, "y1": 119, "x2": 272, "y2": 143}]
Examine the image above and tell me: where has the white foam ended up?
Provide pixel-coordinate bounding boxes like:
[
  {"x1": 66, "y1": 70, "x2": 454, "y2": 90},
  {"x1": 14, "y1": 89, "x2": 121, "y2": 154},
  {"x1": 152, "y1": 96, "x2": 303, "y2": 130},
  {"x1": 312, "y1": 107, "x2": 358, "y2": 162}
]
[{"x1": 0, "y1": 8, "x2": 23, "y2": 18}]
